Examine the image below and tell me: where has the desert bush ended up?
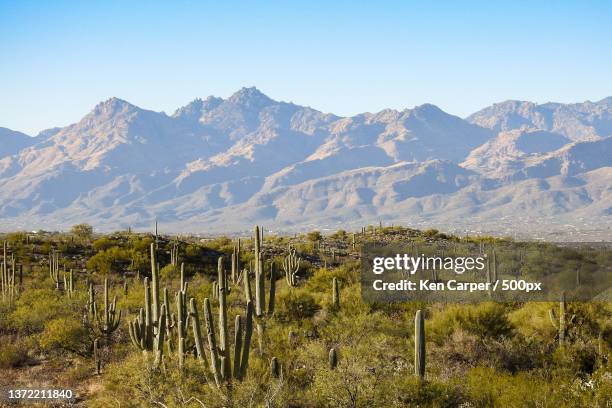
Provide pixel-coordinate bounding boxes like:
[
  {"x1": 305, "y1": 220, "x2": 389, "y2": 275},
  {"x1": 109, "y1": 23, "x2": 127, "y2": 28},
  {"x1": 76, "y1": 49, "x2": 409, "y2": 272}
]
[
  {"x1": 463, "y1": 366, "x2": 599, "y2": 407},
  {"x1": 383, "y1": 376, "x2": 465, "y2": 407},
  {"x1": 159, "y1": 264, "x2": 178, "y2": 281},
  {"x1": 552, "y1": 340, "x2": 599, "y2": 375},
  {"x1": 8, "y1": 289, "x2": 77, "y2": 333},
  {"x1": 92, "y1": 237, "x2": 116, "y2": 252},
  {"x1": 276, "y1": 289, "x2": 320, "y2": 322},
  {"x1": 39, "y1": 317, "x2": 91, "y2": 356},
  {"x1": 0, "y1": 339, "x2": 29, "y2": 368},
  {"x1": 429, "y1": 302, "x2": 513, "y2": 344}
]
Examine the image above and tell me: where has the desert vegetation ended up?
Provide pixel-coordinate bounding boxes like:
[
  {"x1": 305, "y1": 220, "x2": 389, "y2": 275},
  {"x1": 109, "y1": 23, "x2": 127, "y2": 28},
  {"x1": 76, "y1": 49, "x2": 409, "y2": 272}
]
[{"x1": 0, "y1": 225, "x2": 610, "y2": 407}]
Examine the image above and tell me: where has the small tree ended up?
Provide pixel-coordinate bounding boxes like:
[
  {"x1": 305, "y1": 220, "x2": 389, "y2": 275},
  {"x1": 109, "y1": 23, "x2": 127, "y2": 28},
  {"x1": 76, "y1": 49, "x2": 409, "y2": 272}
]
[{"x1": 71, "y1": 224, "x2": 94, "y2": 240}]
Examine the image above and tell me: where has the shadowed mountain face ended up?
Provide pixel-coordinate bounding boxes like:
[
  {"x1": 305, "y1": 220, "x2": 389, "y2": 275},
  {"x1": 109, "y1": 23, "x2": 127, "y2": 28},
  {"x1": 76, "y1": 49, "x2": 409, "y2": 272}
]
[{"x1": 0, "y1": 88, "x2": 610, "y2": 238}]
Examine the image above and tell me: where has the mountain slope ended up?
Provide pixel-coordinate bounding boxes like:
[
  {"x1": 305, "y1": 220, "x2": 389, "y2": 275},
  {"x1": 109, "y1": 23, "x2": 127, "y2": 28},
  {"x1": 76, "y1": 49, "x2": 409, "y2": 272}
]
[{"x1": 0, "y1": 127, "x2": 36, "y2": 158}]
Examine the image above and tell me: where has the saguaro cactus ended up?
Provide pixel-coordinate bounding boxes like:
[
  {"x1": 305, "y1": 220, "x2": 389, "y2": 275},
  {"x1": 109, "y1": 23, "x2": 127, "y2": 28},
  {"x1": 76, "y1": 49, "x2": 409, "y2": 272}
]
[
  {"x1": 332, "y1": 277, "x2": 340, "y2": 308},
  {"x1": 63, "y1": 270, "x2": 75, "y2": 298},
  {"x1": 217, "y1": 256, "x2": 231, "y2": 377},
  {"x1": 268, "y1": 262, "x2": 276, "y2": 315},
  {"x1": 87, "y1": 282, "x2": 96, "y2": 321},
  {"x1": 415, "y1": 310, "x2": 425, "y2": 379},
  {"x1": 189, "y1": 298, "x2": 208, "y2": 367},
  {"x1": 192, "y1": 260, "x2": 254, "y2": 387},
  {"x1": 1, "y1": 241, "x2": 6, "y2": 301},
  {"x1": 329, "y1": 348, "x2": 338, "y2": 369},
  {"x1": 150, "y1": 244, "x2": 161, "y2": 327},
  {"x1": 170, "y1": 239, "x2": 179, "y2": 267},
  {"x1": 93, "y1": 338, "x2": 101, "y2": 375},
  {"x1": 549, "y1": 292, "x2": 575, "y2": 346},
  {"x1": 96, "y1": 278, "x2": 122, "y2": 341},
  {"x1": 175, "y1": 286, "x2": 188, "y2": 368},
  {"x1": 283, "y1": 247, "x2": 301, "y2": 287},
  {"x1": 196, "y1": 297, "x2": 254, "y2": 386},
  {"x1": 231, "y1": 240, "x2": 242, "y2": 285},
  {"x1": 254, "y1": 227, "x2": 266, "y2": 316},
  {"x1": 49, "y1": 251, "x2": 61, "y2": 290},
  {"x1": 492, "y1": 250, "x2": 498, "y2": 282},
  {"x1": 128, "y1": 265, "x2": 167, "y2": 367},
  {"x1": 1, "y1": 242, "x2": 17, "y2": 304}
]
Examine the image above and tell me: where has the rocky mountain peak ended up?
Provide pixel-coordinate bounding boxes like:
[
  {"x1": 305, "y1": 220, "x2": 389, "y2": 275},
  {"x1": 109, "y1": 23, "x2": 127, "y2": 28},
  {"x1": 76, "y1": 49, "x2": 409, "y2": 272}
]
[
  {"x1": 227, "y1": 86, "x2": 274, "y2": 108},
  {"x1": 90, "y1": 97, "x2": 139, "y2": 119}
]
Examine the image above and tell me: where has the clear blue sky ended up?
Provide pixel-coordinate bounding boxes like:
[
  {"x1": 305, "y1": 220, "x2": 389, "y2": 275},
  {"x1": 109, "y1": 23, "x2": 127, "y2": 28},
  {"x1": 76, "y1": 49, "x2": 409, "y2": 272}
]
[{"x1": 1, "y1": 1, "x2": 611, "y2": 135}]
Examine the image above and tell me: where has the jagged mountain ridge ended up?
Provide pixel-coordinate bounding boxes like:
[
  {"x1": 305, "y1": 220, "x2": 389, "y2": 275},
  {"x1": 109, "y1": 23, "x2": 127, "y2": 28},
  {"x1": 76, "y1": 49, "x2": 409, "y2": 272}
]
[
  {"x1": 0, "y1": 88, "x2": 610, "y2": 238},
  {"x1": 467, "y1": 97, "x2": 612, "y2": 141}
]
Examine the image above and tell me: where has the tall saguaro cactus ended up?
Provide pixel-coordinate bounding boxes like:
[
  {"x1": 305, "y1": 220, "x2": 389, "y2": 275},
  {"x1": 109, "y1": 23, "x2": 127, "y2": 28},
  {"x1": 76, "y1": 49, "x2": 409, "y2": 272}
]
[
  {"x1": 63, "y1": 269, "x2": 75, "y2": 298},
  {"x1": 49, "y1": 251, "x2": 61, "y2": 290},
  {"x1": 87, "y1": 282, "x2": 96, "y2": 321},
  {"x1": 414, "y1": 310, "x2": 425, "y2": 379},
  {"x1": 173, "y1": 269, "x2": 190, "y2": 369},
  {"x1": 268, "y1": 262, "x2": 276, "y2": 315},
  {"x1": 550, "y1": 292, "x2": 575, "y2": 346},
  {"x1": 254, "y1": 226, "x2": 266, "y2": 316},
  {"x1": 332, "y1": 277, "x2": 340, "y2": 308},
  {"x1": 491, "y1": 250, "x2": 498, "y2": 283},
  {"x1": 93, "y1": 338, "x2": 101, "y2": 375},
  {"x1": 217, "y1": 256, "x2": 231, "y2": 376},
  {"x1": 283, "y1": 247, "x2": 301, "y2": 287},
  {"x1": 170, "y1": 239, "x2": 179, "y2": 267},
  {"x1": 1, "y1": 241, "x2": 17, "y2": 304},
  {"x1": 231, "y1": 240, "x2": 242, "y2": 285},
  {"x1": 96, "y1": 278, "x2": 122, "y2": 342},
  {"x1": 150, "y1": 243, "x2": 161, "y2": 327},
  {"x1": 128, "y1": 248, "x2": 167, "y2": 366},
  {"x1": 191, "y1": 257, "x2": 254, "y2": 387}
]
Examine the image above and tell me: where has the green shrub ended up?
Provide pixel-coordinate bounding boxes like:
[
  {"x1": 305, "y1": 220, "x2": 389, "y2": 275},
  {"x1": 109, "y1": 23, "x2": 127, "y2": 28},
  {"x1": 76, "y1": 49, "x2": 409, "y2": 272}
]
[
  {"x1": 429, "y1": 302, "x2": 513, "y2": 344},
  {"x1": 0, "y1": 341, "x2": 28, "y2": 368},
  {"x1": 276, "y1": 290, "x2": 320, "y2": 322},
  {"x1": 464, "y1": 366, "x2": 593, "y2": 407},
  {"x1": 8, "y1": 289, "x2": 75, "y2": 333},
  {"x1": 92, "y1": 237, "x2": 115, "y2": 252},
  {"x1": 86, "y1": 246, "x2": 131, "y2": 274},
  {"x1": 159, "y1": 264, "x2": 179, "y2": 281},
  {"x1": 39, "y1": 317, "x2": 91, "y2": 356}
]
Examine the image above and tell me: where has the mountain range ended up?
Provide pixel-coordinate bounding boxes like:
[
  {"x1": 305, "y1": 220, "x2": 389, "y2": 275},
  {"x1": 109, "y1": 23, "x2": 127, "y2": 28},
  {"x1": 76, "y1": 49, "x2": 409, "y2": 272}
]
[{"x1": 0, "y1": 88, "x2": 610, "y2": 239}]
